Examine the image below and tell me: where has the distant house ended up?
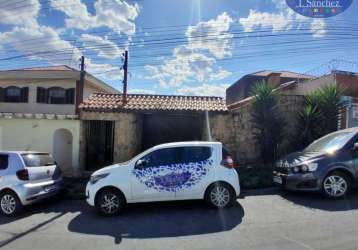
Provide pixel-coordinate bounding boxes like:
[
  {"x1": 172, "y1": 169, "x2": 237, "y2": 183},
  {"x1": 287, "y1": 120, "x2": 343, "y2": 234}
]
[
  {"x1": 281, "y1": 70, "x2": 358, "y2": 129},
  {"x1": 0, "y1": 65, "x2": 118, "y2": 176},
  {"x1": 226, "y1": 70, "x2": 313, "y2": 105}
]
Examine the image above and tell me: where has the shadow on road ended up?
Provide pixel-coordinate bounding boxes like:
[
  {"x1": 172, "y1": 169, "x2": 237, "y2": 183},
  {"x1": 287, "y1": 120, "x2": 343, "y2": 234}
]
[
  {"x1": 280, "y1": 189, "x2": 358, "y2": 211},
  {"x1": 0, "y1": 195, "x2": 80, "y2": 248},
  {"x1": 0, "y1": 195, "x2": 74, "y2": 226},
  {"x1": 68, "y1": 200, "x2": 244, "y2": 244}
]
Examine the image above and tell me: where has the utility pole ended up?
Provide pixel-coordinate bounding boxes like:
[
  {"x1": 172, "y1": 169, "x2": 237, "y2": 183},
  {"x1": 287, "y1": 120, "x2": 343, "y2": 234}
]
[
  {"x1": 122, "y1": 50, "x2": 128, "y2": 104},
  {"x1": 76, "y1": 56, "x2": 85, "y2": 114}
]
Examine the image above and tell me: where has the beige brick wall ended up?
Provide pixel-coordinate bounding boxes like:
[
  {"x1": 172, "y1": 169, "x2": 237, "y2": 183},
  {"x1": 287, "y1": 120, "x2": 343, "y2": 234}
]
[
  {"x1": 229, "y1": 95, "x2": 305, "y2": 164},
  {"x1": 207, "y1": 113, "x2": 238, "y2": 160},
  {"x1": 113, "y1": 113, "x2": 142, "y2": 163}
]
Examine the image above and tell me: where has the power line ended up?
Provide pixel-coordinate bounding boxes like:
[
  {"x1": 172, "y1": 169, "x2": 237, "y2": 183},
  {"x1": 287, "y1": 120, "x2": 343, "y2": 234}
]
[{"x1": 1, "y1": 29, "x2": 357, "y2": 62}]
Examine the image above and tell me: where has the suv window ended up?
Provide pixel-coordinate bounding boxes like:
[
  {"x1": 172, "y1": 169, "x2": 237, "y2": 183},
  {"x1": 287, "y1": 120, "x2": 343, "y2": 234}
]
[
  {"x1": 0, "y1": 155, "x2": 8, "y2": 170},
  {"x1": 21, "y1": 153, "x2": 55, "y2": 167},
  {"x1": 182, "y1": 146, "x2": 212, "y2": 163}
]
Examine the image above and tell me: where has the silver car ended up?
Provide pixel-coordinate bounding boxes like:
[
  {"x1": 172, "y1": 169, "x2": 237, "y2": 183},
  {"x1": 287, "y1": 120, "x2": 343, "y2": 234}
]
[{"x1": 0, "y1": 151, "x2": 63, "y2": 216}]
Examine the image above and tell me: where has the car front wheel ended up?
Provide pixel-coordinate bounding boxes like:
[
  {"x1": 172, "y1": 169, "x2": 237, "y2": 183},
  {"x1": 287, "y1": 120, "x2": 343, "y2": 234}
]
[
  {"x1": 205, "y1": 183, "x2": 235, "y2": 208},
  {"x1": 0, "y1": 190, "x2": 23, "y2": 216},
  {"x1": 322, "y1": 171, "x2": 350, "y2": 199},
  {"x1": 95, "y1": 189, "x2": 125, "y2": 216}
]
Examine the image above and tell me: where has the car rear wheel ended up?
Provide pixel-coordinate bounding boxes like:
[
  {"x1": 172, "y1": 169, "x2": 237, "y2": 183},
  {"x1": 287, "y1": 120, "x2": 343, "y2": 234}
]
[
  {"x1": 205, "y1": 183, "x2": 235, "y2": 208},
  {"x1": 95, "y1": 189, "x2": 125, "y2": 216},
  {"x1": 322, "y1": 171, "x2": 350, "y2": 199},
  {"x1": 0, "y1": 190, "x2": 23, "y2": 216}
]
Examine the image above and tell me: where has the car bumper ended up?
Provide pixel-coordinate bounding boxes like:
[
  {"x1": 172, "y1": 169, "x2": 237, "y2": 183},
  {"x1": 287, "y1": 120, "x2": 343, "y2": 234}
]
[
  {"x1": 86, "y1": 182, "x2": 96, "y2": 207},
  {"x1": 16, "y1": 178, "x2": 64, "y2": 205},
  {"x1": 273, "y1": 171, "x2": 321, "y2": 191}
]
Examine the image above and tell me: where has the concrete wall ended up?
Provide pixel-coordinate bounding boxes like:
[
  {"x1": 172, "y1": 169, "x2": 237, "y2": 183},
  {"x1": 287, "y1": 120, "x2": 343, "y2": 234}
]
[
  {"x1": 113, "y1": 113, "x2": 142, "y2": 163},
  {"x1": 207, "y1": 113, "x2": 238, "y2": 160},
  {"x1": 0, "y1": 118, "x2": 80, "y2": 176},
  {"x1": 229, "y1": 95, "x2": 305, "y2": 164},
  {"x1": 0, "y1": 79, "x2": 108, "y2": 115}
]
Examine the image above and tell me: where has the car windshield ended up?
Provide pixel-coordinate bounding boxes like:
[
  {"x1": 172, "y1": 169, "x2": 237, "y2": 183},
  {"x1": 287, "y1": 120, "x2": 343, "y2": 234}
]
[
  {"x1": 21, "y1": 153, "x2": 55, "y2": 167},
  {"x1": 304, "y1": 132, "x2": 355, "y2": 153}
]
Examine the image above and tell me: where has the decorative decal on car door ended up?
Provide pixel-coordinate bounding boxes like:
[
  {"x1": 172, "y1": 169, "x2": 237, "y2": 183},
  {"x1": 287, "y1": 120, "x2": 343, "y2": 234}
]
[{"x1": 132, "y1": 159, "x2": 213, "y2": 192}]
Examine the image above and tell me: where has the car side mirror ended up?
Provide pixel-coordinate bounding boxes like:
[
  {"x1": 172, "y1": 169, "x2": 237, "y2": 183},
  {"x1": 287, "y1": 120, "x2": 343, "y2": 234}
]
[
  {"x1": 135, "y1": 159, "x2": 147, "y2": 169},
  {"x1": 353, "y1": 143, "x2": 358, "y2": 151}
]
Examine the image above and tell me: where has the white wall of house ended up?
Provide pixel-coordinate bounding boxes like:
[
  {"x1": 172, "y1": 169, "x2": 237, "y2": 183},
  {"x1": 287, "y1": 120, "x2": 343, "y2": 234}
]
[{"x1": 0, "y1": 118, "x2": 80, "y2": 176}]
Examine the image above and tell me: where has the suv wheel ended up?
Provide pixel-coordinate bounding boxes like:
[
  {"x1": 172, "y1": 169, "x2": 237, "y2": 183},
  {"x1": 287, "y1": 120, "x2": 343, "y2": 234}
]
[
  {"x1": 205, "y1": 183, "x2": 235, "y2": 208},
  {"x1": 0, "y1": 190, "x2": 23, "y2": 216},
  {"x1": 322, "y1": 171, "x2": 350, "y2": 199},
  {"x1": 95, "y1": 189, "x2": 125, "y2": 216}
]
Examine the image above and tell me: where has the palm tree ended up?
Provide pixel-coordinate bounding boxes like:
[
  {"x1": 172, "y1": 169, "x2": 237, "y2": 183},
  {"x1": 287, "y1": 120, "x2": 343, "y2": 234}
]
[{"x1": 251, "y1": 81, "x2": 284, "y2": 163}]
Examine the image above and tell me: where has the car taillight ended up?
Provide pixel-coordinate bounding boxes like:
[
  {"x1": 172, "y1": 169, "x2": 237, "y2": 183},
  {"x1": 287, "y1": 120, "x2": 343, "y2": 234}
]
[
  {"x1": 16, "y1": 169, "x2": 29, "y2": 181},
  {"x1": 221, "y1": 156, "x2": 234, "y2": 168}
]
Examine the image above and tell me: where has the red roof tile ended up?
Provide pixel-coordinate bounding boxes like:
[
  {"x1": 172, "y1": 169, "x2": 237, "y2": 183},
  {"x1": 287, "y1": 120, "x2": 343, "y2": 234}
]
[
  {"x1": 252, "y1": 70, "x2": 313, "y2": 79},
  {"x1": 80, "y1": 93, "x2": 228, "y2": 112}
]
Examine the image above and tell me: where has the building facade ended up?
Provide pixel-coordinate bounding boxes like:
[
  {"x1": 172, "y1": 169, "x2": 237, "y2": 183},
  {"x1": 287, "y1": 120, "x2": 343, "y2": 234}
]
[{"x1": 0, "y1": 65, "x2": 118, "y2": 176}]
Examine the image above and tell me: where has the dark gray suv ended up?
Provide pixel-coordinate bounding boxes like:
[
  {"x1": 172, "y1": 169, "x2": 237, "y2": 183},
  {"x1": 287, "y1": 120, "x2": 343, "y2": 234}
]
[{"x1": 273, "y1": 128, "x2": 358, "y2": 198}]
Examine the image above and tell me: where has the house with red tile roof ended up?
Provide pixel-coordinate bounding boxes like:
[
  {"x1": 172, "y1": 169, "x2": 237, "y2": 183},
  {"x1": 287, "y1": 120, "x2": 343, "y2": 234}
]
[{"x1": 79, "y1": 93, "x2": 230, "y2": 172}]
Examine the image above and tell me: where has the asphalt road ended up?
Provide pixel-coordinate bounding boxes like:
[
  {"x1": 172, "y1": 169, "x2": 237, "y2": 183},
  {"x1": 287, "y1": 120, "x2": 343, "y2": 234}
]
[{"x1": 2, "y1": 189, "x2": 358, "y2": 250}]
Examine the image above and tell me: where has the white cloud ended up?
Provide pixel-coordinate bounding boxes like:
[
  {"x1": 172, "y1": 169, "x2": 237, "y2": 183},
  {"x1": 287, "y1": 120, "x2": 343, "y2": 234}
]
[
  {"x1": 176, "y1": 83, "x2": 229, "y2": 97},
  {"x1": 81, "y1": 34, "x2": 123, "y2": 59},
  {"x1": 145, "y1": 13, "x2": 234, "y2": 88},
  {"x1": 0, "y1": 26, "x2": 81, "y2": 64},
  {"x1": 86, "y1": 60, "x2": 123, "y2": 80},
  {"x1": 186, "y1": 12, "x2": 234, "y2": 59},
  {"x1": 0, "y1": 0, "x2": 125, "y2": 82},
  {"x1": 310, "y1": 19, "x2": 327, "y2": 38},
  {"x1": 239, "y1": 9, "x2": 293, "y2": 32},
  {"x1": 50, "y1": 0, "x2": 139, "y2": 36},
  {"x1": 145, "y1": 46, "x2": 216, "y2": 88},
  {"x1": 0, "y1": 0, "x2": 40, "y2": 27},
  {"x1": 210, "y1": 68, "x2": 232, "y2": 81},
  {"x1": 239, "y1": 0, "x2": 326, "y2": 38}
]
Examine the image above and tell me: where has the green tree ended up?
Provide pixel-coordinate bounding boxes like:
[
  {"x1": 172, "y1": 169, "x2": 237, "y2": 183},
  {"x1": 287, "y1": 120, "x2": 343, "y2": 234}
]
[{"x1": 251, "y1": 81, "x2": 284, "y2": 163}]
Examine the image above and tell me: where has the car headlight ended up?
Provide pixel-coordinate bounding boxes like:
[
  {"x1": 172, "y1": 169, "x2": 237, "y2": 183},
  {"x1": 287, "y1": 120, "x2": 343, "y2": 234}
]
[
  {"x1": 292, "y1": 162, "x2": 318, "y2": 173},
  {"x1": 293, "y1": 166, "x2": 300, "y2": 173},
  {"x1": 89, "y1": 173, "x2": 110, "y2": 184}
]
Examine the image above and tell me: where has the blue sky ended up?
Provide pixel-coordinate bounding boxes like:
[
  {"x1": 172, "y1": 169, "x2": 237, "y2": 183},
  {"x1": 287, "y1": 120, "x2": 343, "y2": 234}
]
[{"x1": 0, "y1": 0, "x2": 357, "y2": 97}]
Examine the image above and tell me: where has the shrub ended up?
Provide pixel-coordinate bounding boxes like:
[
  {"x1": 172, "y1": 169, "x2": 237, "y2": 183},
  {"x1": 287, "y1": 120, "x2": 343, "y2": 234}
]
[
  {"x1": 251, "y1": 81, "x2": 285, "y2": 163},
  {"x1": 294, "y1": 84, "x2": 346, "y2": 150}
]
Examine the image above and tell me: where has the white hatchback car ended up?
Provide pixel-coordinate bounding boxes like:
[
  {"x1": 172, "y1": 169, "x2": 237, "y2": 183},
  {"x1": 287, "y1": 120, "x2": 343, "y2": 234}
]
[
  {"x1": 0, "y1": 151, "x2": 63, "y2": 216},
  {"x1": 86, "y1": 141, "x2": 240, "y2": 216}
]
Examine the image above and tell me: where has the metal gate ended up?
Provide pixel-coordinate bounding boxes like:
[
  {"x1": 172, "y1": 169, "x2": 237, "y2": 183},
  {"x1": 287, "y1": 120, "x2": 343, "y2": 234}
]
[{"x1": 85, "y1": 120, "x2": 114, "y2": 171}]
